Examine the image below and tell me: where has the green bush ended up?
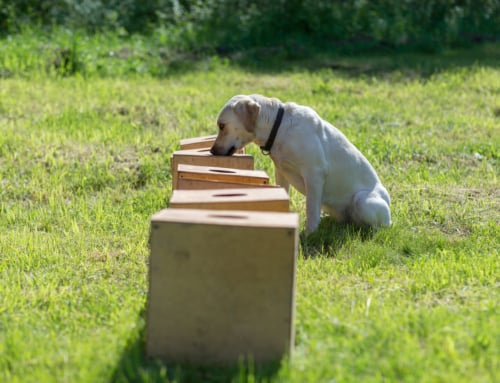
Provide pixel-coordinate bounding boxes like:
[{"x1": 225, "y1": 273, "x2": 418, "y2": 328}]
[
  {"x1": 1, "y1": 0, "x2": 499, "y2": 52},
  {"x1": 189, "y1": 0, "x2": 500, "y2": 51}
]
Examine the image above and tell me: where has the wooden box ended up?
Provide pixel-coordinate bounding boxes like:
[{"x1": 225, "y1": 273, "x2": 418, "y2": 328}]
[
  {"x1": 171, "y1": 149, "x2": 254, "y2": 189},
  {"x1": 180, "y1": 134, "x2": 245, "y2": 153},
  {"x1": 169, "y1": 187, "x2": 289, "y2": 212},
  {"x1": 180, "y1": 134, "x2": 217, "y2": 150},
  {"x1": 176, "y1": 164, "x2": 270, "y2": 190},
  {"x1": 147, "y1": 208, "x2": 299, "y2": 364}
]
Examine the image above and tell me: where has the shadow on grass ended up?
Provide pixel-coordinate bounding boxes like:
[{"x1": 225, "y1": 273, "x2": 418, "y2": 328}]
[
  {"x1": 300, "y1": 217, "x2": 375, "y2": 258},
  {"x1": 111, "y1": 310, "x2": 282, "y2": 383},
  {"x1": 164, "y1": 42, "x2": 500, "y2": 80}
]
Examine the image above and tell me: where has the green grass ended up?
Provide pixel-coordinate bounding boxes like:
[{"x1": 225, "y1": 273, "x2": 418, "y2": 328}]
[{"x1": 0, "y1": 39, "x2": 499, "y2": 382}]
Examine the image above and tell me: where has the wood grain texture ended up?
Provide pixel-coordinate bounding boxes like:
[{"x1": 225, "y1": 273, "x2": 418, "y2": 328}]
[
  {"x1": 171, "y1": 149, "x2": 254, "y2": 189},
  {"x1": 176, "y1": 164, "x2": 270, "y2": 190},
  {"x1": 147, "y1": 209, "x2": 299, "y2": 364},
  {"x1": 169, "y1": 187, "x2": 289, "y2": 212}
]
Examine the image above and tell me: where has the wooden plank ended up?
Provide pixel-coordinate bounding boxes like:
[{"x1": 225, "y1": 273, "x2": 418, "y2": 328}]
[
  {"x1": 169, "y1": 187, "x2": 289, "y2": 212},
  {"x1": 176, "y1": 164, "x2": 270, "y2": 190},
  {"x1": 180, "y1": 134, "x2": 245, "y2": 153},
  {"x1": 177, "y1": 178, "x2": 277, "y2": 190},
  {"x1": 171, "y1": 149, "x2": 254, "y2": 189},
  {"x1": 180, "y1": 134, "x2": 217, "y2": 150}
]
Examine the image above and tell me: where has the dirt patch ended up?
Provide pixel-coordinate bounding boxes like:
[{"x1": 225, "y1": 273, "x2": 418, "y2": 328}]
[{"x1": 402, "y1": 186, "x2": 499, "y2": 236}]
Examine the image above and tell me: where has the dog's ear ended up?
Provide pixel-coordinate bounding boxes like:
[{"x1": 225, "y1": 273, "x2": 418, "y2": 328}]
[{"x1": 234, "y1": 99, "x2": 260, "y2": 133}]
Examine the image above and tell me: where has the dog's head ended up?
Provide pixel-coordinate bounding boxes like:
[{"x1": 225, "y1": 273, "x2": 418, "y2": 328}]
[{"x1": 210, "y1": 95, "x2": 260, "y2": 156}]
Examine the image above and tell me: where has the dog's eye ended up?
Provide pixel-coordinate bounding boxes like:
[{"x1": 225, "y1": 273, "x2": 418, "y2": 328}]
[{"x1": 218, "y1": 123, "x2": 225, "y2": 131}]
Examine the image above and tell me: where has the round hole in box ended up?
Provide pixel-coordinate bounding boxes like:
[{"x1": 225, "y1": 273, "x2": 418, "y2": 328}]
[
  {"x1": 212, "y1": 193, "x2": 247, "y2": 197},
  {"x1": 208, "y1": 214, "x2": 248, "y2": 220},
  {"x1": 209, "y1": 168, "x2": 237, "y2": 174}
]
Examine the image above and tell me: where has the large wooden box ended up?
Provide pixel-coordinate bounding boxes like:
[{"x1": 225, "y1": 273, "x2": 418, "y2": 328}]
[
  {"x1": 171, "y1": 149, "x2": 254, "y2": 189},
  {"x1": 176, "y1": 164, "x2": 270, "y2": 190},
  {"x1": 147, "y1": 208, "x2": 299, "y2": 364},
  {"x1": 169, "y1": 187, "x2": 289, "y2": 212}
]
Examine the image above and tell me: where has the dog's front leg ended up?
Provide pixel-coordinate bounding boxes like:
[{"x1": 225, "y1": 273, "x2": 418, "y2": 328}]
[
  {"x1": 275, "y1": 168, "x2": 290, "y2": 193},
  {"x1": 304, "y1": 174, "x2": 324, "y2": 233}
]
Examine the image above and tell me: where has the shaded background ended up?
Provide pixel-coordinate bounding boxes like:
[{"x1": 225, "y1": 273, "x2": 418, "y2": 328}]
[{"x1": 1, "y1": 0, "x2": 499, "y2": 53}]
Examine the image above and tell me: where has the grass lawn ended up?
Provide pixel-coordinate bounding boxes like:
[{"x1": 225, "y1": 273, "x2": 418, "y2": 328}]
[{"x1": 0, "y1": 42, "x2": 499, "y2": 382}]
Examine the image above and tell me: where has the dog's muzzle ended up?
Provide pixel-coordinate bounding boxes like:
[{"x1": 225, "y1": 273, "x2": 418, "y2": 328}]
[{"x1": 210, "y1": 145, "x2": 236, "y2": 156}]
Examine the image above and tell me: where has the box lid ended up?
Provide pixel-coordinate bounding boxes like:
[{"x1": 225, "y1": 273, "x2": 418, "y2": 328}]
[{"x1": 151, "y1": 208, "x2": 298, "y2": 229}]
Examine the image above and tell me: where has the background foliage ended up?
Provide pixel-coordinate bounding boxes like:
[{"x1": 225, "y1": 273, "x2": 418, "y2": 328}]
[{"x1": 1, "y1": 0, "x2": 499, "y2": 52}]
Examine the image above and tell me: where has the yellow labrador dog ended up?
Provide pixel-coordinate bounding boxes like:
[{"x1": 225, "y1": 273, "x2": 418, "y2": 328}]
[{"x1": 210, "y1": 94, "x2": 391, "y2": 232}]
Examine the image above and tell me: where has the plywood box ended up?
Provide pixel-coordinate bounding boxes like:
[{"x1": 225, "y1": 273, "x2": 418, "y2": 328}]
[
  {"x1": 171, "y1": 149, "x2": 254, "y2": 189},
  {"x1": 180, "y1": 135, "x2": 245, "y2": 153},
  {"x1": 176, "y1": 164, "x2": 270, "y2": 190},
  {"x1": 147, "y1": 208, "x2": 299, "y2": 365},
  {"x1": 169, "y1": 187, "x2": 289, "y2": 212},
  {"x1": 180, "y1": 134, "x2": 217, "y2": 150}
]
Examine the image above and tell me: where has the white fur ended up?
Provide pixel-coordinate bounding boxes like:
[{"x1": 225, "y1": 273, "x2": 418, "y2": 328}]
[{"x1": 211, "y1": 94, "x2": 391, "y2": 232}]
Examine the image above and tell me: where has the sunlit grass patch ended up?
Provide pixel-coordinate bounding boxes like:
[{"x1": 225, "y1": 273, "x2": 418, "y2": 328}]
[{"x1": 0, "y1": 43, "x2": 498, "y2": 382}]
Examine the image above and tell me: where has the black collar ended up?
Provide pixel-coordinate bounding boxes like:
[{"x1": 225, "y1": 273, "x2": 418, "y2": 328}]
[{"x1": 260, "y1": 104, "x2": 285, "y2": 155}]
